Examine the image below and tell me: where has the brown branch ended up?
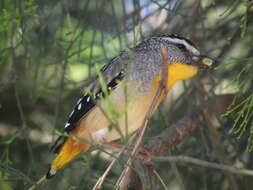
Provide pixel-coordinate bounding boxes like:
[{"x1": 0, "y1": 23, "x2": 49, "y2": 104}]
[{"x1": 145, "y1": 112, "x2": 201, "y2": 156}]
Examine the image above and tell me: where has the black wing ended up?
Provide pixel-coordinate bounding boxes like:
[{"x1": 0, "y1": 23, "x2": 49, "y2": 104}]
[
  {"x1": 50, "y1": 53, "x2": 127, "y2": 153},
  {"x1": 63, "y1": 70, "x2": 125, "y2": 133}
]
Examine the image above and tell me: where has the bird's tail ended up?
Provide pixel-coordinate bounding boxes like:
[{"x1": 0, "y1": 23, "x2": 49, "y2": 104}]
[{"x1": 46, "y1": 138, "x2": 90, "y2": 178}]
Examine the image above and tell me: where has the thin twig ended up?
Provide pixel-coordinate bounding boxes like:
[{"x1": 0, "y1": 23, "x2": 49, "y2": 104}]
[
  {"x1": 153, "y1": 169, "x2": 169, "y2": 190},
  {"x1": 92, "y1": 136, "x2": 138, "y2": 190},
  {"x1": 153, "y1": 156, "x2": 253, "y2": 177},
  {"x1": 0, "y1": 164, "x2": 34, "y2": 185},
  {"x1": 92, "y1": 151, "x2": 123, "y2": 190},
  {"x1": 27, "y1": 175, "x2": 46, "y2": 190}
]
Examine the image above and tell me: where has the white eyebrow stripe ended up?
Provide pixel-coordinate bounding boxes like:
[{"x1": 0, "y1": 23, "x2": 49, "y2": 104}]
[{"x1": 161, "y1": 37, "x2": 200, "y2": 55}]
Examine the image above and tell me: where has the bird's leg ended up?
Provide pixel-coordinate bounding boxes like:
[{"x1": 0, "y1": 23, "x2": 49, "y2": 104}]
[{"x1": 136, "y1": 147, "x2": 154, "y2": 164}]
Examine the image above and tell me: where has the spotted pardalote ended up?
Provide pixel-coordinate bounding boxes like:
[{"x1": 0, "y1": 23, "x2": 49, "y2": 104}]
[{"x1": 46, "y1": 34, "x2": 214, "y2": 178}]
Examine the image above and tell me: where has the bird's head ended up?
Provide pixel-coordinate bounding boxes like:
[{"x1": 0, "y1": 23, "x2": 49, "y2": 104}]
[
  {"x1": 158, "y1": 34, "x2": 215, "y2": 69},
  {"x1": 155, "y1": 35, "x2": 216, "y2": 87}
]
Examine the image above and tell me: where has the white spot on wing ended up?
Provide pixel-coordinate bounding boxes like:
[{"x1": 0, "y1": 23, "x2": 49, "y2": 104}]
[
  {"x1": 69, "y1": 110, "x2": 74, "y2": 117},
  {"x1": 91, "y1": 128, "x2": 109, "y2": 142},
  {"x1": 78, "y1": 103, "x2": 82, "y2": 110},
  {"x1": 64, "y1": 123, "x2": 70, "y2": 128},
  {"x1": 87, "y1": 96, "x2": 90, "y2": 102},
  {"x1": 77, "y1": 98, "x2": 82, "y2": 104}
]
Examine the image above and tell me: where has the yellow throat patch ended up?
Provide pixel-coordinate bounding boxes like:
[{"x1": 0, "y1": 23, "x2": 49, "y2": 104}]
[{"x1": 154, "y1": 62, "x2": 199, "y2": 89}]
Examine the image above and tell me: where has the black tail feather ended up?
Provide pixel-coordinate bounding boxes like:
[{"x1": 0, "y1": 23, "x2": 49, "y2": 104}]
[
  {"x1": 49, "y1": 136, "x2": 66, "y2": 154},
  {"x1": 46, "y1": 167, "x2": 56, "y2": 179}
]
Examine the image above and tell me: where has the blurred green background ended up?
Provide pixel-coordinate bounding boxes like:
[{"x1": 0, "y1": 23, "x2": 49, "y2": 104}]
[{"x1": 1, "y1": 0, "x2": 253, "y2": 189}]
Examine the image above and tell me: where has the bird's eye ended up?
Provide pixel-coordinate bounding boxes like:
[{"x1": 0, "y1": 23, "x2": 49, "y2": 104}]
[
  {"x1": 176, "y1": 44, "x2": 186, "y2": 50},
  {"x1": 192, "y1": 56, "x2": 199, "y2": 62}
]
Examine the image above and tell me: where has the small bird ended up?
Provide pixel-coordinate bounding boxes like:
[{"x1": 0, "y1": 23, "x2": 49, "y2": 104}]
[{"x1": 46, "y1": 34, "x2": 214, "y2": 178}]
